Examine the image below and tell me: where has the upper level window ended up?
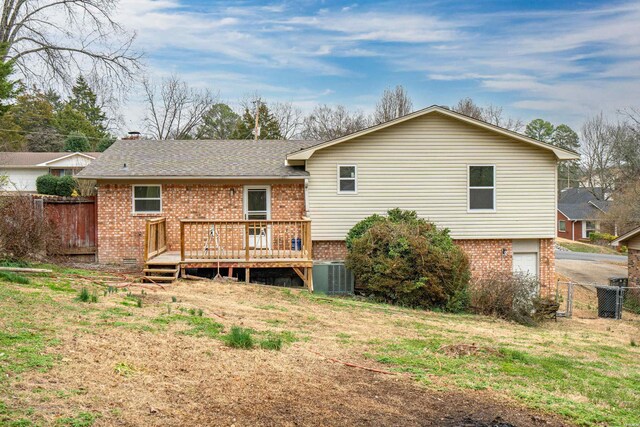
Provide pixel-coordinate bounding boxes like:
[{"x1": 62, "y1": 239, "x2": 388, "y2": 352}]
[
  {"x1": 468, "y1": 165, "x2": 495, "y2": 211},
  {"x1": 338, "y1": 165, "x2": 357, "y2": 194},
  {"x1": 133, "y1": 185, "x2": 162, "y2": 213}
]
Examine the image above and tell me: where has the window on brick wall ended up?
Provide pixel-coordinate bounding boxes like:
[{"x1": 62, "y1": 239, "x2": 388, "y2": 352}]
[
  {"x1": 133, "y1": 185, "x2": 162, "y2": 213},
  {"x1": 558, "y1": 220, "x2": 566, "y2": 232},
  {"x1": 468, "y1": 165, "x2": 495, "y2": 211}
]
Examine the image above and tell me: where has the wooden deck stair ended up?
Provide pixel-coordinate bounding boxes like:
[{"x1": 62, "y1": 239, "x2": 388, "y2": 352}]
[{"x1": 142, "y1": 263, "x2": 180, "y2": 283}]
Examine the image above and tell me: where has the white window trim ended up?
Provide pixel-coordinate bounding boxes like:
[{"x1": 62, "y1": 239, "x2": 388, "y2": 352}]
[
  {"x1": 337, "y1": 164, "x2": 357, "y2": 195},
  {"x1": 558, "y1": 220, "x2": 566, "y2": 233},
  {"x1": 132, "y1": 184, "x2": 162, "y2": 214},
  {"x1": 467, "y1": 164, "x2": 496, "y2": 212},
  {"x1": 243, "y1": 185, "x2": 271, "y2": 220}
]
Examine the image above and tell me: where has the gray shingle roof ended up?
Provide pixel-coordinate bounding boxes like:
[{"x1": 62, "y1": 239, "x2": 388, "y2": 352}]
[
  {"x1": 557, "y1": 187, "x2": 610, "y2": 220},
  {"x1": 77, "y1": 140, "x2": 318, "y2": 179}
]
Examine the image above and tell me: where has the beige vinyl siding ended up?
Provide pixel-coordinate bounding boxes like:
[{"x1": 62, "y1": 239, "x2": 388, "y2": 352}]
[
  {"x1": 627, "y1": 235, "x2": 640, "y2": 251},
  {"x1": 305, "y1": 112, "x2": 558, "y2": 240}
]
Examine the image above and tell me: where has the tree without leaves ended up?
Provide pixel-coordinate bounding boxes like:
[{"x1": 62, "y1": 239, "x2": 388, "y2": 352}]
[
  {"x1": 271, "y1": 102, "x2": 303, "y2": 139},
  {"x1": 452, "y1": 97, "x2": 483, "y2": 120},
  {"x1": 452, "y1": 98, "x2": 523, "y2": 132},
  {"x1": 195, "y1": 103, "x2": 239, "y2": 140},
  {"x1": 0, "y1": 0, "x2": 141, "y2": 89},
  {"x1": 373, "y1": 85, "x2": 413, "y2": 124},
  {"x1": 580, "y1": 113, "x2": 620, "y2": 200},
  {"x1": 142, "y1": 75, "x2": 217, "y2": 140},
  {"x1": 301, "y1": 104, "x2": 369, "y2": 141}
]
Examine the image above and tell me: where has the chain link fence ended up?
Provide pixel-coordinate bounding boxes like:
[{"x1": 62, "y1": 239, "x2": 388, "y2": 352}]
[{"x1": 556, "y1": 278, "x2": 640, "y2": 320}]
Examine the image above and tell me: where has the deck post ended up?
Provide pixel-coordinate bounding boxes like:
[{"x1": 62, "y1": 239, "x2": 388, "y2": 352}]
[
  {"x1": 180, "y1": 221, "x2": 185, "y2": 261},
  {"x1": 144, "y1": 220, "x2": 150, "y2": 261},
  {"x1": 245, "y1": 267, "x2": 250, "y2": 284}
]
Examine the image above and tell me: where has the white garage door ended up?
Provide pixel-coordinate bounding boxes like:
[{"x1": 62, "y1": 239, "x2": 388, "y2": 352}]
[{"x1": 513, "y1": 253, "x2": 538, "y2": 278}]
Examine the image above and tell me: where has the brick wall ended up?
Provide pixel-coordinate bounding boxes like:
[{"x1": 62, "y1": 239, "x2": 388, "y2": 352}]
[
  {"x1": 97, "y1": 182, "x2": 305, "y2": 264},
  {"x1": 311, "y1": 238, "x2": 556, "y2": 296},
  {"x1": 313, "y1": 240, "x2": 348, "y2": 260}
]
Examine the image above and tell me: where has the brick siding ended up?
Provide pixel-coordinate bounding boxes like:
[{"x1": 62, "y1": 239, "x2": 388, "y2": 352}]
[
  {"x1": 97, "y1": 182, "x2": 305, "y2": 264},
  {"x1": 311, "y1": 238, "x2": 556, "y2": 296}
]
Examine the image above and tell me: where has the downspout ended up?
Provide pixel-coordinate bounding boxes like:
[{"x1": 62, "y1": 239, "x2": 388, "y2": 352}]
[{"x1": 571, "y1": 221, "x2": 575, "y2": 241}]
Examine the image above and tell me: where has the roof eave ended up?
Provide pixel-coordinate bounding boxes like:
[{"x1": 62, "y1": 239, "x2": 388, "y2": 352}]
[
  {"x1": 612, "y1": 226, "x2": 640, "y2": 246},
  {"x1": 78, "y1": 175, "x2": 308, "y2": 180}
]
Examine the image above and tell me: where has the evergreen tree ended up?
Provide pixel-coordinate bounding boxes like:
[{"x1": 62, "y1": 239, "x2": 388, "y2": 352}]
[
  {"x1": 230, "y1": 102, "x2": 282, "y2": 140},
  {"x1": 0, "y1": 45, "x2": 20, "y2": 116},
  {"x1": 96, "y1": 137, "x2": 116, "y2": 152},
  {"x1": 525, "y1": 119, "x2": 555, "y2": 143},
  {"x1": 196, "y1": 103, "x2": 240, "y2": 139},
  {"x1": 0, "y1": 91, "x2": 60, "y2": 151},
  {"x1": 63, "y1": 131, "x2": 90, "y2": 152},
  {"x1": 54, "y1": 103, "x2": 103, "y2": 142},
  {"x1": 68, "y1": 75, "x2": 107, "y2": 136}
]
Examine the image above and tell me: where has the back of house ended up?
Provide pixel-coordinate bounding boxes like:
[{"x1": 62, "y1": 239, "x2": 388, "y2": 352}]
[{"x1": 78, "y1": 106, "x2": 578, "y2": 295}]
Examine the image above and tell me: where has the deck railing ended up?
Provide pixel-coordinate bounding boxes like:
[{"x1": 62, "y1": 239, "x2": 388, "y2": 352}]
[
  {"x1": 180, "y1": 218, "x2": 312, "y2": 262},
  {"x1": 144, "y1": 217, "x2": 167, "y2": 261}
]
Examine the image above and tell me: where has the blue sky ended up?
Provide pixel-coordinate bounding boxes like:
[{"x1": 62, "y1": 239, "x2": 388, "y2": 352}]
[{"x1": 118, "y1": 0, "x2": 640, "y2": 131}]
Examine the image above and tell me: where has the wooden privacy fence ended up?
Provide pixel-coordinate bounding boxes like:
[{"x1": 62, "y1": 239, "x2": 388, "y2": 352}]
[
  {"x1": 179, "y1": 219, "x2": 312, "y2": 262},
  {"x1": 40, "y1": 196, "x2": 97, "y2": 257},
  {"x1": 145, "y1": 217, "x2": 167, "y2": 261}
]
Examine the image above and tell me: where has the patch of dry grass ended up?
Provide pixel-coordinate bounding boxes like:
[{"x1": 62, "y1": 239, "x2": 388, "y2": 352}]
[{"x1": 0, "y1": 268, "x2": 638, "y2": 426}]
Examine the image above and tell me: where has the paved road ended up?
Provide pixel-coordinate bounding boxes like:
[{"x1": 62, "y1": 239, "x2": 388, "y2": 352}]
[
  {"x1": 555, "y1": 250, "x2": 627, "y2": 284},
  {"x1": 555, "y1": 250, "x2": 628, "y2": 263}
]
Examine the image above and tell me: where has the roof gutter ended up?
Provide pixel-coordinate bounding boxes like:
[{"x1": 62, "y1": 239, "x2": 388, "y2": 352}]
[{"x1": 77, "y1": 175, "x2": 308, "y2": 180}]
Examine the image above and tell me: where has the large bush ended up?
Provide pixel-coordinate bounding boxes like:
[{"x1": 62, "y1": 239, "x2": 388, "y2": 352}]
[
  {"x1": 35, "y1": 174, "x2": 78, "y2": 196},
  {"x1": 469, "y1": 271, "x2": 556, "y2": 325},
  {"x1": 345, "y1": 209, "x2": 470, "y2": 311},
  {"x1": 63, "y1": 131, "x2": 90, "y2": 152},
  {"x1": 36, "y1": 174, "x2": 58, "y2": 195},
  {"x1": 0, "y1": 195, "x2": 62, "y2": 260},
  {"x1": 55, "y1": 175, "x2": 77, "y2": 197}
]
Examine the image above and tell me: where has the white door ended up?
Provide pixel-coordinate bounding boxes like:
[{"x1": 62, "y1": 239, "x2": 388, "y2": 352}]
[
  {"x1": 513, "y1": 253, "x2": 538, "y2": 278},
  {"x1": 244, "y1": 186, "x2": 271, "y2": 249}
]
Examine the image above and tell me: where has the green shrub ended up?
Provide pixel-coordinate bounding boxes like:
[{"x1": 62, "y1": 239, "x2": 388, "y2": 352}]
[
  {"x1": 77, "y1": 287, "x2": 90, "y2": 302},
  {"x1": 55, "y1": 175, "x2": 77, "y2": 197},
  {"x1": 589, "y1": 232, "x2": 617, "y2": 245},
  {"x1": 36, "y1": 174, "x2": 58, "y2": 195},
  {"x1": 223, "y1": 326, "x2": 254, "y2": 349},
  {"x1": 345, "y1": 208, "x2": 470, "y2": 310}
]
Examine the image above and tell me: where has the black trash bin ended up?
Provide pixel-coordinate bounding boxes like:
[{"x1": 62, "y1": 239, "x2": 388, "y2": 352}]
[
  {"x1": 596, "y1": 285, "x2": 623, "y2": 319},
  {"x1": 609, "y1": 277, "x2": 628, "y2": 288}
]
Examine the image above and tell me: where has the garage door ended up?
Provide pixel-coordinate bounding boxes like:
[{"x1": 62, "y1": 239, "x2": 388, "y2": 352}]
[{"x1": 513, "y1": 253, "x2": 538, "y2": 278}]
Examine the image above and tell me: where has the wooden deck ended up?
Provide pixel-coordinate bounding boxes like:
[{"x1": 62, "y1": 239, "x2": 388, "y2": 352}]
[
  {"x1": 143, "y1": 217, "x2": 314, "y2": 289},
  {"x1": 148, "y1": 251, "x2": 313, "y2": 268}
]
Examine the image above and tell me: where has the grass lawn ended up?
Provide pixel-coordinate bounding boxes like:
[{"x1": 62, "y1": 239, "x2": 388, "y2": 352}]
[
  {"x1": 556, "y1": 238, "x2": 622, "y2": 255},
  {"x1": 0, "y1": 264, "x2": 639, "y2": 426}
]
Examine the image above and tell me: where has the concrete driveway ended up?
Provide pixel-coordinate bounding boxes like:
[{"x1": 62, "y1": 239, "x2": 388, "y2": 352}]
[{"x1": 555, "y1": 250, "x2": 627, "y2": 285}]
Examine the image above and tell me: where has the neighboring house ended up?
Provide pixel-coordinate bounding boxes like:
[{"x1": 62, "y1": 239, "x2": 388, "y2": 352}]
[
  {"x1": 557, "y1": 187, "x2": 611, "y2": 241},
  {"x1": 0, "y1": 152, "x2": 101, "y2": 192},
  {"x1": 612, "y1": 227, "x2": 640, "y2": 286},
  {"x1": 77, "y1": 106, "x2": 578, "y2": 295}
]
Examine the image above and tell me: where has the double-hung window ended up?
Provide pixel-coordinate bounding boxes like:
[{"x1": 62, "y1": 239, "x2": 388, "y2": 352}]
[
  {"x1": 133, "y1": 185, "x2": 162, "y2": 214},
  {"x1": 468, "y1": 165, "x2": 495, "y2": 211},
  {"x1": 338, "y1": 165, "x2": 357, "y2": 194}
]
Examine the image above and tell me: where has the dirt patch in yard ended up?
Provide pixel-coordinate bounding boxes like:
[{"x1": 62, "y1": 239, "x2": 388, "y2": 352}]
[{"x1": 3, "y1": 279, "x2": 576, "y2": 427}]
